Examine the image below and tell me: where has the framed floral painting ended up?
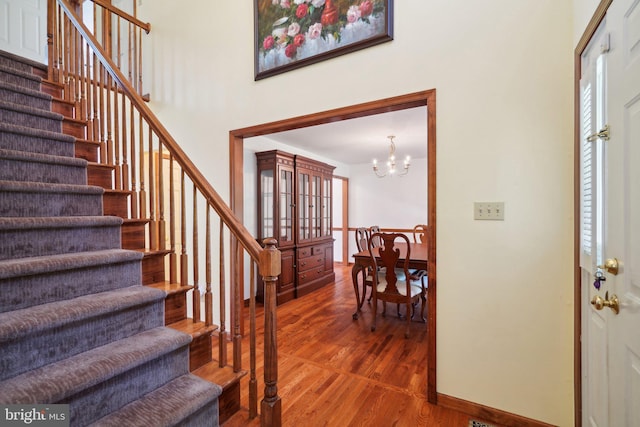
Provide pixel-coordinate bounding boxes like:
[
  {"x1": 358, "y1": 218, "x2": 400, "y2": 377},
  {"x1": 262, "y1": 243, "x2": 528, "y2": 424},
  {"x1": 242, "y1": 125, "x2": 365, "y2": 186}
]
[{"x1": 254, "y1": 0, "x2": 393, "y2": 80}]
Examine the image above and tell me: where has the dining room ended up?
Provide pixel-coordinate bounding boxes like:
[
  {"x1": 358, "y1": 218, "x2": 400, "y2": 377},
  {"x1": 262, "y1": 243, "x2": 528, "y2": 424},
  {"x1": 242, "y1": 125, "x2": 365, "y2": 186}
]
[
  {"x1": 232, "y1": 93, "x2": 438, "y2": 418},
  {"x1": 241, "y1": 105, "x2": 429, "y2": 273}
]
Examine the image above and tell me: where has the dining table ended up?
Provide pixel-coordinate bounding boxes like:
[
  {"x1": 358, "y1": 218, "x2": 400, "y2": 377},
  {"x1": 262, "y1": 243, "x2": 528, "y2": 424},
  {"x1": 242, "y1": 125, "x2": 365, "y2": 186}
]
[{"x1": 350, "y1": 242, "x2": 428, "y2": 319}]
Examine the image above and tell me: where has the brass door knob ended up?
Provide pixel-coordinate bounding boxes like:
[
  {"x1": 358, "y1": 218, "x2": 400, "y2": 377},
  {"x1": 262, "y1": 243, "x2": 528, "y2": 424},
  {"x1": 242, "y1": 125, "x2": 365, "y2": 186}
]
[
  {"x1": 591, "y1": 291, "x2": 620, "y2": 315},
  {"x1": 598, "y1": 258, "x2": 619, "y2": 275}
]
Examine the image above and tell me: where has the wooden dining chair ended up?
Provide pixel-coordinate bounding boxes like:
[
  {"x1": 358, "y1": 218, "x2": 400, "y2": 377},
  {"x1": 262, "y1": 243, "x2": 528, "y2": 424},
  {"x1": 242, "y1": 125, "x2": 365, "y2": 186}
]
[
  {"x1": 411, "y1": 224, "x2": 429, "y2": 289},
  {"x1": 412, "y1": 224, "x2": 428, "y2": 245},
  {"x1": 354, "y1": 227, "x2": 374, "y2": 306},
  {"x1": 369, "y1": 225, "x2": 382, "y2": 247},
  {"x1": 368, "y1": 232, "x2": 426, "y2": 338},
  {"x1": 355, "y1": 227, "x2": 370, "y2": 252}
]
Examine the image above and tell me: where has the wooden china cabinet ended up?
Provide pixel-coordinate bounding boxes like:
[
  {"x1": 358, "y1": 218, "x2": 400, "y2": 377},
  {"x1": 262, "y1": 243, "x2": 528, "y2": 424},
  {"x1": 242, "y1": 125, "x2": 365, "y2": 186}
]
[{"x1": 256, "y1": 150, "x2": 335, "y2": 305}]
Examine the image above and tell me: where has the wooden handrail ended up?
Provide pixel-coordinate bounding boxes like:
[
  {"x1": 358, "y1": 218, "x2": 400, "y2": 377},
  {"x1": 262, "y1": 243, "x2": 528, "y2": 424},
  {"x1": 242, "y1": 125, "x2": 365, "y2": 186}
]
[
  {"x1": 57, "y1": 0, "x2": 263, "y2": 264},
  {"x1": 89, "y1": 0, "x2": 150, "y2": 33}
]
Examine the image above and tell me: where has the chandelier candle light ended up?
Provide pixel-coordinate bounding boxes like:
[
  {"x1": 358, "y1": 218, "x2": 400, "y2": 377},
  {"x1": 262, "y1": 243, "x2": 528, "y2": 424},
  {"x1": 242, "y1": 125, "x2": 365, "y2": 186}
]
[{"x1": 372, "y1": 135, "x2": 411, "y2": 177}]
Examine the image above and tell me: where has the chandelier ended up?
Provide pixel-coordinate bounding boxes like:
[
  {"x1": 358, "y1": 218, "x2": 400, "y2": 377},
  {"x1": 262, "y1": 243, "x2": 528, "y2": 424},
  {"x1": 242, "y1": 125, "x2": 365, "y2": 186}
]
[{"x1": 372, "y1": 135, "x2": 410, "y2": 177}]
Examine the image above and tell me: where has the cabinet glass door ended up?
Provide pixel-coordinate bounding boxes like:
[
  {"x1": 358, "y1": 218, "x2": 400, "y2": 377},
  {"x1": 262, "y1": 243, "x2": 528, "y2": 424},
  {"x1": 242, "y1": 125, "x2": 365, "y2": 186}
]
[
  {"x1": 322, "y1": 176, "x2": 331, "y2": 237},
  {"x1": 279, "y1": 168, "x2": 294, "y2": 244},
  {"x1": 298, "y1": 170, "x2": 310, "y2": 241},
  {"x1": 260, "y1": 169, "x2": 274, "y2": 239},
  {"x1": 312, "y1": 175, "x2": 322, "y2": 239}
]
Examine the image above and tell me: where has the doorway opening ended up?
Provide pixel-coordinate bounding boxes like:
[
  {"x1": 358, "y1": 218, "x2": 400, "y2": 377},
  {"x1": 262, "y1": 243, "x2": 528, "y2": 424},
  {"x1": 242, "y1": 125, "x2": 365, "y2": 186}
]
[{"x1": 229, "y1": 89, "x2": 438, "y2": 402}]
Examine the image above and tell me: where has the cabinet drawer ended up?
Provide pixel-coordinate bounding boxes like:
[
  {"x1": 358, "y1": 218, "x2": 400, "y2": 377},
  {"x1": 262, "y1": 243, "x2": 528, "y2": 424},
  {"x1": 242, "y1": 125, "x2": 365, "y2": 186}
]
[
  {"x1": 297, "y1": 244, "x2": 327, "y2": 259},
  {"x1": 298, "y1": 267, "x2": 325, "y2": 285},
  {"x1": 297, "y1": 253, "x2": 324, "y2": 272}
]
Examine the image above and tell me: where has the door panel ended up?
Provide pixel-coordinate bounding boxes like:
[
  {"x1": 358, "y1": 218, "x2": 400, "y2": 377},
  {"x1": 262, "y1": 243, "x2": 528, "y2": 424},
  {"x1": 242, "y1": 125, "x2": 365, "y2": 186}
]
[
  {"x1": 602, "y1": 0, "x2": 640, "y2": 425},
  {"x1": 585, "y1": 273, "x2": 608, "y2": 427},
  {"x1": 580, "y1": 18, "x2": 609, "y2": 427},
  {"x1": 0, "y1": 0, "x2": 47, "y2": 64}
]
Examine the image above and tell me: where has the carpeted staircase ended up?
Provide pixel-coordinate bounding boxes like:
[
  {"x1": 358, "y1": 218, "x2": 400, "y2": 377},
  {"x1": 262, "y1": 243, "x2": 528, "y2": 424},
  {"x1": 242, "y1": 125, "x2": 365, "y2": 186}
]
[{"x1": 0, "y1": 51, "x2": 223, "y2": 425}]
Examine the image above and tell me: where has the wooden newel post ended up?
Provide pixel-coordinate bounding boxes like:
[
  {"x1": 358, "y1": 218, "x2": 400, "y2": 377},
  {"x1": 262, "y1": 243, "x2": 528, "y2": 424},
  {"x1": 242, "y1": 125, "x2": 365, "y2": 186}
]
[{"x1": 259, "y1": 238, "x2": 282, "y2": 427}]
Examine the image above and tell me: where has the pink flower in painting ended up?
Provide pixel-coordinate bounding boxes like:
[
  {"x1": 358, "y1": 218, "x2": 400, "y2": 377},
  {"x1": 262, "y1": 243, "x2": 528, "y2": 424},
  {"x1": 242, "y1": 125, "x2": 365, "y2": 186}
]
[
  {"x1": 359, "y1": 0, "x2": 373, "y2": 17},
  {"x1": 279, "y1": 0, "x2": 291, "y2": 8},
  {"x1": 287, "y1": 22, "x2": 301, "y2": 37},
  {"x1": 293, "y1": 33, "x2": 305, "y2": 47},
  {"x1": 306, "y1": 22, "x2": 322, "y2": 40},
  {"x1": 263, "y1": 35, "x2": 275, "y2": 50},
  {"x1": 296, "y1": 3, "x2": 309, "y2": 18},
  {"x1": 285, "y1": 43, "x2": 298, "y2": 58},
  {"x1": 346, "y1": 5, "x2": 361, "y2": 23}
]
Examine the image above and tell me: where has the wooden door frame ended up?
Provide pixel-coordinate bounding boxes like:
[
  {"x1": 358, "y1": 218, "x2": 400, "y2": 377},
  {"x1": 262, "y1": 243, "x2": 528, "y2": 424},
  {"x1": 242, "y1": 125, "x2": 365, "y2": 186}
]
[
  {"x1": 332, "y1": 175, "x2": 349, "y2": 265},
  {"x1": 574, "y1": 1, "x2": 612, "y2": 426},
  {"x1": 229, "y1": 89, "x2": 438, "y2": 403}
]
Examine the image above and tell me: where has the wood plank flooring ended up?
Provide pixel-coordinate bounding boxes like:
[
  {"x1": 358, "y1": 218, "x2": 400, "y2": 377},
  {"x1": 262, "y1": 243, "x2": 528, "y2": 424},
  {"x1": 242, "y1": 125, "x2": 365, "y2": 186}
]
[{"x1": 223, "y1": 264, "x2": 487, "y2": 426}]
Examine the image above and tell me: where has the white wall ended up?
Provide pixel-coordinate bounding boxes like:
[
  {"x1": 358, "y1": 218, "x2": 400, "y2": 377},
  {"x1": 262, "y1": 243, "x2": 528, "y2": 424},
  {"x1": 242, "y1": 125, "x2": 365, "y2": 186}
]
[
  {"x1": 139, "y1": 1, "x2": 575, "y2": 425},
  {"x1": 347, "y1": 159, "x2": 428, "y2": 257}
]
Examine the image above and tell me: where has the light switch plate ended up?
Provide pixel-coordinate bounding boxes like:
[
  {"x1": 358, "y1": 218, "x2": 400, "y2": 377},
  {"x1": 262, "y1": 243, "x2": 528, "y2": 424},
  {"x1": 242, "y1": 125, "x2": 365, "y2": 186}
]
[{"x1": 474, "y1": 202, "x2": 504, "y2": 220}]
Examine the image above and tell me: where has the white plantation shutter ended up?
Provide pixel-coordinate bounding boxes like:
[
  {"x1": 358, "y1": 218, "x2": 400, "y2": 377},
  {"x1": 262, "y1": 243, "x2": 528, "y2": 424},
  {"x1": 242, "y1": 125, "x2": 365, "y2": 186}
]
[
  {"x1": 580, "y1": 29, "x2": 607, "y2": 272},
  {"x1": 582, "y1": 81, "x2": 593, "y2": 259}
]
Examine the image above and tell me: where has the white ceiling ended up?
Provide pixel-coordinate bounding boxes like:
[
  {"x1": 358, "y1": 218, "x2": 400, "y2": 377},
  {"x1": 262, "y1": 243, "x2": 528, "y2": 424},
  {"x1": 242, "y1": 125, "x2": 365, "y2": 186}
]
[{"x1": 258, "y1": 106, "x2": 428, "y2": 166}]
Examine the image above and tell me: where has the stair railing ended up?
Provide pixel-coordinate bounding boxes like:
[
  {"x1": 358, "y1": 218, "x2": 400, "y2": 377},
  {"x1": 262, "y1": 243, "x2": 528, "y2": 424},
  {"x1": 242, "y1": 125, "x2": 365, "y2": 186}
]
[{"x1": 48, "y1": 1, "x2": 281, "y2": 424}]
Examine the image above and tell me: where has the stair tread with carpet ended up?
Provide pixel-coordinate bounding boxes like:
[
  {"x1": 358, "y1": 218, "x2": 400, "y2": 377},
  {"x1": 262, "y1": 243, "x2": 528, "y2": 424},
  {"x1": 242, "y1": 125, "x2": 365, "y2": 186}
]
[
  {"x1": 0, "y1": 79, "x2": 52, "y2": 110},
  {"x1": 88, "y1": 373, "x2": 222, "y2": 427},
  {"x1": 0, "y1": 249, "x2": 144, "y2": 312},
  {"x1": 0, "y1": 181, "x2": 104, "y2": 217},
  {"x1": 0, "y1": 216, "x2": 124, "y2": 260},
  {"x1": 0, "y1": 328, "x2": 222, "y2": 426},
  {"x1": 0, "y1": 122, "x2": 76, "y2": 157},
  {"x1": 0, "y1": 99, "x2": 64, "y2": 133},
  {"x1": 0, "y1": 63, "x2": 42, "y2": 91},
  {"x1": 0, "y1": 327, "x2": 189, "y2": 402},
  {"x1": 0, "y1": 148, "x2": 88, "y2": 184},
  {"x1": 0, "y1": 285, "x2": 166, "y2": 380}
]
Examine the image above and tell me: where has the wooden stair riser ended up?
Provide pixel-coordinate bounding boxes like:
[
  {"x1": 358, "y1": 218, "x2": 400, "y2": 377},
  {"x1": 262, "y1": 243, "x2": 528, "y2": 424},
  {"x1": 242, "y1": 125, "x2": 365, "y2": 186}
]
[
  {"x1": 189, "y1": 334, "x2": 213, "y2": 371},
  {"x1": 192, "y1": 357, "x2": 246, "y2": 425},
  {"x1": 52, "y1": 98, "x2": 74, "y2": 118},
  {"x1": 40, "y1": 80, "x2": 63, "y2": 98},
  {"x1": 74, "y1": 139, "x2": 100, "y2": 162},
  {"x1": 31, "y1": 67, "x2": 47, "y2": 80},
  {"x1": 142, "y1": 254, "x2": 166, "y2": 285},
  {"x1": 87, "y1": 164, "x2": 114, "y2": 188},
  {"x1": 62, "y1": 117, "x2": 86, "y2": 139},
  {"x1": 121, "y1": 221, "x2": 147, "y2": 249},
  {"x1": 102, "y1": 191, "x2": 129, "y2": 217},
  {"x1": 164, "y1": 291, "x2": 188, "y2": 325},
  {"x1": 218, "y1": 382, "x2": 241, "y2": 424}
]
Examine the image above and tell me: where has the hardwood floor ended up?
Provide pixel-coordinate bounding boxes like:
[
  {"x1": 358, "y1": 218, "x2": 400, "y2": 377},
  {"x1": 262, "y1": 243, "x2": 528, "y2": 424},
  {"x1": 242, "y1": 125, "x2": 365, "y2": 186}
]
[{"x1": 223, "y1": 264, "x2": 486, "y2": 426}]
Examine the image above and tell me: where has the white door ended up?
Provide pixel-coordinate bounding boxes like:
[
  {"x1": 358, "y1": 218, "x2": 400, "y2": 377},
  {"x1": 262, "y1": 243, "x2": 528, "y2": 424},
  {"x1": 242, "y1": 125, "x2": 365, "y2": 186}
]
[
  {"x1": 581, "y1": 0, "x2": 640, "y2": 425},
  {"x1": 0, "y1": 0, "x2": 47, "y2": 64}
]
